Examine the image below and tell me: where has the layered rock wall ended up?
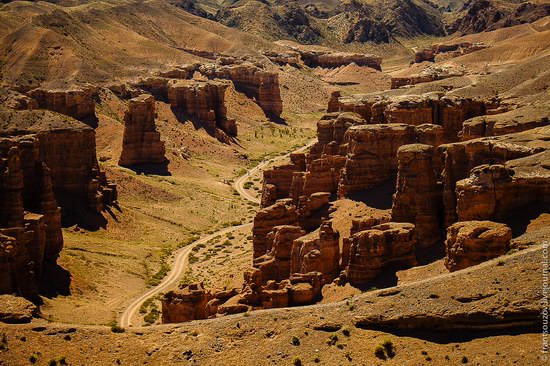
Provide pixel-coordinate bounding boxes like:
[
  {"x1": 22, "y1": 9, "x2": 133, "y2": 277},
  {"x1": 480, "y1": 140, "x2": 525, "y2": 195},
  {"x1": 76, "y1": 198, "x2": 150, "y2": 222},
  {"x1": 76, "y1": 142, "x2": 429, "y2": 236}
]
[
  {"x1": 27, "y1": 86, "x2": 97, "y2": 124},
  {"x1": 168, "y1": 80, "x2": 237, "y2": 136},
  {"x1": 344, "y1": 222, "x2": 417, "y2": 286},
  {"x1": 392, "y1": 144, "x2": 442, "y2": 248},
  {"x1": 200, "y1": 63, "x2": 283, "y2": 117}
]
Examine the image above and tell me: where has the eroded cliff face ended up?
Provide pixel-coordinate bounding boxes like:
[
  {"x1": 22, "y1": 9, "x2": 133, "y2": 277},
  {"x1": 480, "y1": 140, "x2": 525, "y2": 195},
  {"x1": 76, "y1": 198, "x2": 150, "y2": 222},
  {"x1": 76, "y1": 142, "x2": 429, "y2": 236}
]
[
  {"x1": 329, "y1": 93, "x2": 495, "y2": 143},
  {"x1": 392, "y1": 144, "x2": 442, "y2": 248},
  {"x1": 0, "y1": 109, "x2": 119, "y2": 298},
  {"x1": 199, "y1": 63, "x2": 283, "y2": 118},
  {"x1": 0, "y1": 136, "x2": 62, "y2": 299},
  {"x1": 343, "y1": 222, "x2": 417, "y2": 286},
  {"x1": 119, "y1": 94, "x2": 166, "y2": 167},
  {"x1": 27, "y1": 86, "x2": 98, "y2": 126}
]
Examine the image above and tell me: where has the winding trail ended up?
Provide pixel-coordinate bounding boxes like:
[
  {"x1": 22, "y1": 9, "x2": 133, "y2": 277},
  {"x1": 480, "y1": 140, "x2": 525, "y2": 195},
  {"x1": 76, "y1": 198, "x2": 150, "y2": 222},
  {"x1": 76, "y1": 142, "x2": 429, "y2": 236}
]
[{"x1": 119, "y1": 138, "x2": 316, "y2": 328}]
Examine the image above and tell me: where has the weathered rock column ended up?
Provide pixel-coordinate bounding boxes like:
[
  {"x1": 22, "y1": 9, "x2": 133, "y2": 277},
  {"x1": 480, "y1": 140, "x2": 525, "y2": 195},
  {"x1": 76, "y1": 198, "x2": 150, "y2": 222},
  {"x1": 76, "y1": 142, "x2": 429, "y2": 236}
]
[
  {"x1": 392, "y1": 144, "x2": 442, "y2": 248},
  {"x1": 119, "y1": 94, "x2": 166, "y2": 167}
]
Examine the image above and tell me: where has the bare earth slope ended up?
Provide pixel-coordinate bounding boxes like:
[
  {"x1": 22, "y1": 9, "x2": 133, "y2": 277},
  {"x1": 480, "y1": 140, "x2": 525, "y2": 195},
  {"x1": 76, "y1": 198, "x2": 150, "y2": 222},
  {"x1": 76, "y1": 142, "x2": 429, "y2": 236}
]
[{"x1": 0, "y1": 244, "x2": 542, "y2": 365}]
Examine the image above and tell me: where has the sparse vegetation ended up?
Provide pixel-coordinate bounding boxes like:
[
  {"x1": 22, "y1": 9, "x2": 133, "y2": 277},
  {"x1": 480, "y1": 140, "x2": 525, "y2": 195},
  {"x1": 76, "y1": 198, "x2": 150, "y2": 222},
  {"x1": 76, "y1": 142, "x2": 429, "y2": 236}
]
[
  {"x1": 291, "y1": 335, "x2": 301, "y2": 346},
  {"x1": 326, "y1": 333, "x2": 338, "y2": 346},
  {"x1": 292, "y1": 356, "x2": 302, "y2": 366},
  {"x1": 0, "y1": 333, "x2": 7, "y2": 351},
  {"x1": 110, "y1": 322, "x2": 125, "y2": 333}
]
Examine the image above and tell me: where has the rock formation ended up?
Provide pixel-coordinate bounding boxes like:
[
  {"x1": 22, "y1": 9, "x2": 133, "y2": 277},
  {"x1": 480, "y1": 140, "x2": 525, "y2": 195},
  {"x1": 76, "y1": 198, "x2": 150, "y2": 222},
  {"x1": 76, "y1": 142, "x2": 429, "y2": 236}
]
[
  {"x1": 456, "y1": 153, "x2": 550, "y2": 223},
  {"x1": 253, "y1": 225, "x2": 306, "y2": 282},
  {"x1": 252, "y1": 200, "x2": 298, "y2": 259},
  {"x1": 295, "y1": 49, "x2": 383, "y2": 71},
  {"x1": 392, "y1": 144, "x2": 442, "y2": 248},
  {"x1": 119, "y1": 94, "x2": 166, "y2": 167},
  {"x1": 27, "y1": 86, "x2": 97, "y2": 125},
  {"x1": 328, "y1": 93, "x2": 492, "y2": 142},
  {"x1": 461, "y1": 108, "x2": 549, "y2": 140},
  {"x1": 444, "y1": 221, "x2": 512, "y2": 272},
  {"x1": 414, "y1": 42, "x2": 489, "y2": 63},
  {"x1": 344, "y1": 222, "x2": 417, "y2": 286},
  {"x1": 161, "y1": 271, "x2": 324, "y2": 323},
  {"x1": 290, "y1": 221, "x2": 340, "y2": 283},
  {"x1": 200, "y1": 63, "x2": 283, "y2": 117},
  {"x1": 438, "y1": 128, "x2": 547, "y2": 227},
  {"x1": 0, "y1": 133, "x2": 65, "y2": 299},
  {"x1": 391, "y1": 65, "x2": 465, "y2": 89},
  {"x1": 167, "y1": 80, "x2": 237, "y2": 136}
]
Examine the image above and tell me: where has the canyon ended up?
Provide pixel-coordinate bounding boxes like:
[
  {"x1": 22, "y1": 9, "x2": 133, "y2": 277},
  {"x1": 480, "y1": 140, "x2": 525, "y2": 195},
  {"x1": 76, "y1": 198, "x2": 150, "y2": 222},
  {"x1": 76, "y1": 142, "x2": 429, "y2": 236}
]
[{"x1": 0, "y1": 1, "x2": 548, "y2": 364}]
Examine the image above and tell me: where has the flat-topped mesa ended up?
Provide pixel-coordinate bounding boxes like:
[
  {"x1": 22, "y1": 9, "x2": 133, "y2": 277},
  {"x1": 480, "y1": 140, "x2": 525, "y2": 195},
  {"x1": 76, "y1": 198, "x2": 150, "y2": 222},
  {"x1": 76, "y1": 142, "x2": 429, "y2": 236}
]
[
  {"x1": 262, "y1": 51, "x2": 300, "y2": 67},
  {"x1": 445, "y1": 221, "x2": 512, "y2": 272},
  {"x1": 438, "y1": 128, "x2": 548, "y2": 227},
  {"x1": 199, "y1": 63, "x2": 283, "y2": 117},
  {"x1": 328, "y1": 94, "x2": 491, "y2": 142},
  {"x1": 27, "y1": 85, "x2": 98, "y2": 126},
  {"x1": 414, "y1": 42, "x2": 490, "y2": 63},
  {"x1": 167, "y1": 79, "x2": 237, "y2": 136},
  {"x1": 461, "y1": 108, "x2": 550, "y2": 140},
  {"x1": 296, "y1": 49, "x2": 383, "y2": 71},
  {"x1": 0, "y1": 136, "x2": 64, "y2": 299},
  {"x1": 343, "y1": 222, "x2": 417, "y2": 286},
  {"x1": 456, "y1": 153, "x2": 550, "y2": 224},
  {"x1": 0, "y1": 109, "x2": 117, "y2": 215},
  {"x1": 392, "y1": 144, "x2": 442, "y2": 248},
  {"x1": 338, "y1": 123, "x2": 443, "y2": 198},
  {"x1": 119, "y1": 94, "x2": 166, "y2": 167},
  {"x1": 390, "y1": 65, "x2": 465, "y2": 89}
]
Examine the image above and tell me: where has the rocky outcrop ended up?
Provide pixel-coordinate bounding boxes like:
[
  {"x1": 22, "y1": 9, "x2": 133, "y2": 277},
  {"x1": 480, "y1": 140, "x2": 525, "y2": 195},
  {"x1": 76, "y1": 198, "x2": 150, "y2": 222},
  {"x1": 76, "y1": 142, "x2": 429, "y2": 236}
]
[
  {"x1": 392, "y1": 144, "x2": 442, "y2": 248},
  {"x1": 0, "y1": 294, "x2": 37, "y2": 324},
  {"x1": 328, "y1": 93, "x2": 491, "y2": 142},
  {"x1": 296, "y1": 49, "x2": 383, "y2": 71},
  {"x1": 162, "y1": 271, "x2": 324, "y2": 323},
  {"x1": 167, "y1": 79, "x2": 237, "y2": 136},
  {"x1": 253, "y1": 225, "x2": 306, "y2": 283},
  {"x1": 343, "y1": 222, "x2": 417, "y2": 286},
  {"x1": 439, "y1": 129, "x2": 546, "y2": 227},
  {"x1": 27, "y1": 86, "x2": 97, "y2": 125},
  {"x1": 290, "y1": 221, "x2": 340, "y2": 283},
  {"x1": 444, "y1": 221, "x2": 512, "y2": 272},
  {"x1": 119, "y1": 94, "x2": 166, "y2": 167},
  {"x1": 391, "y1": 65, "x2": 465, "y2": 89},
  {"x1": 261, "y1": 163, "x2": 304, "y2": 208},
  {"x1": 200, "y1": 63, "x2": 283, "y2": 117},
  {"x1": 0, "y1": 134, "x2": 65, "y2": 299},
  {"x1": 263, "y1": 51, "x2": 300, "y2": 67},
  {"x1": 162, "y1": 283, "x2": 214, "y2": 323},
  {"x1": 461, "y1": 108, "x2": 549, "y2": 140},
  {"x1": 414, "y1": 42, "x2": 489, "y2": 63},
  {"x1": 338, "y1": 124, "x2": 434, "y2": 197},
  {"x1": 455, "y1": 153, "x2": 550, "y2": 223},
  {"x1": 252, "y1": 200, "x2": 298, "y2": 259}
]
